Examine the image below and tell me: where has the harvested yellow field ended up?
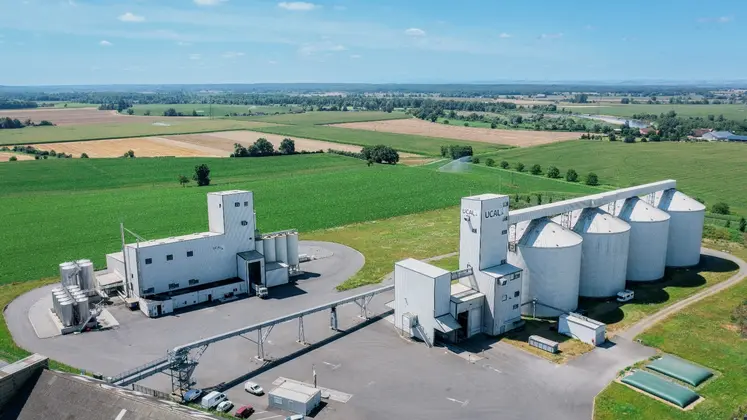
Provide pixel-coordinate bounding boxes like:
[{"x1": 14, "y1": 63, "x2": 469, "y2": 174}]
[
  {"x1": 191, "y1": 131, "x2": 370, "y2": 154},
  {"x1": 333, "y1": 119, "x2": 582, "y2": 147},
  {"x1": 0, "y1": 152, "x2": 34, "y2": 162}
]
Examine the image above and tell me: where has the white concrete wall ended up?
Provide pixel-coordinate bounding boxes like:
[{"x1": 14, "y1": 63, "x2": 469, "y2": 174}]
[
  {"x1": 579, "y1": 231, "x2": 630, "y2": 297},
  {"x1": 266, "y1": 266, "x2": 289, "y2": 287},
  {"x1": 394, "y1": 262, "x2": 436, "y2": 345},
  {"x1": 494, "y1": 271, "x2": 522, "y2": 333},
  {"x1": 459, "y1": 194, "x2": 510, "y2": 271},
  {"x1": 558, "y1": 315, "x2": 606, "y2": 346},
  {"x1": 207, "y1": 193, "x2": 226, "y2": 234},
  {"x1": 433, "y1": 273, "x2": 451, "y2": 318},
  {"x1": 106, "y1": 253, "x2": 125, "y2": 277}
]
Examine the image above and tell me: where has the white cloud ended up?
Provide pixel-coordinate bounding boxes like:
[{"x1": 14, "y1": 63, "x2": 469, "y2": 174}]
[
  {"x1": 176, "y1": 41, "x2": 191, "y2": 46},
  {"x1": 189, "y1": 53, "x2": 202, "y2": 60},
  {"x1": 540, "y1": 32, "x2": 563, "y2": 39},
  {"x1": 298, "y1": 42, "x2": 346, "y2": 56},
  {"x1": 498, "y1": 33, "x2": 512, "y2": 38},
  {"x1": 268, "y1": 60, "x2": 277, "y2": 65},
  {"x1": 584, "y1": 24, "x2": 595, "y2": 30},
  {"x1": 698, "y1": 16, "x2": 733, "y2": 23},
  {"x1": 99, "y1": 40, "x2": 112, "y2": 46},
  {"x1": 333, "y1": 5, "x2": 347, "y2": 11},
  {"x1": 404, "y1": 28, "x2": 426, "y2": 37},
  {"x1": 278, "y1": 2, "x2": 318, "y2": 11},
  {"x1": 194, "y1": 0, "x2": 227, "y2": 5},
  {"x1": 350, "y1": 54, "x2": 361, "y2": 59},
  {"x1": 222, "y1": 51, "x2": 245, "y2": 58},
  {"x1": 118, "y1": 12, "x2": 145, "y2": 22}
]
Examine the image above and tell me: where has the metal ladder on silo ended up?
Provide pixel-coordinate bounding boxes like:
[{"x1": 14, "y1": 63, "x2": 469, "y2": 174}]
[{"x1": 414, "y1": 324, "x2": 433, "y2": 348}]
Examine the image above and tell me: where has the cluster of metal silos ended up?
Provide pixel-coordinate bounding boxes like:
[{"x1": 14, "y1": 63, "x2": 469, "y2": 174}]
[
  {"x1": 52, "y1": 285, "x2": 90, "y2": 327},
  {"x1": 509, "y1": 189, "x2": 704, "y2": 318},
  {"x1": 58, "y1": 260, "x2": 96, "y2": 291},
  {"x1": 260, "y1": 231, "x2": 300, "y2": 267}
]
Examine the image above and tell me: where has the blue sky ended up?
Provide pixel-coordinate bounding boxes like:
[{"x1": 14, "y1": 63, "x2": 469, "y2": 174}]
[{"x1": 0, "y1": 0, "x2": 744, "y2": 85}]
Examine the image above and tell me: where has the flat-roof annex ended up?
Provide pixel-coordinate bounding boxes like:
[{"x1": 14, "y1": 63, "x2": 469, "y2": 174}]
[
  {"x1": 126, "y1": 231, "x2": 222, "y2": 249},
  {"x1": 270, "y1": 380, "x2": 320, "y2": 403},
  {"x1": 396, "y1": 258, "x2": 449, "y2": 279}
]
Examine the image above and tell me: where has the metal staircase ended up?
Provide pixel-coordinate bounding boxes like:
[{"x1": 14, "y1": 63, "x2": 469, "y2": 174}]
[{"x1": 414, "y1": 323, "x2": 433, "y2": 348}]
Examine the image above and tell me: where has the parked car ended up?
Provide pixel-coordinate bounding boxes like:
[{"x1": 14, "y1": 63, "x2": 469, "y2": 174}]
[
  {"x1": 217, "y1": 400, "x2": 234, "y2": 413},
  {"x1": 244, "y1": 381, "x2": 264, "y2": 395},
  {"x1": 183, "y1": 389, "x2": 202, "y2": 403},
  {"x1": 284, "y1": 415, "x2": 304, "y2": 420},
  {"x1": 200, "y1": 391, "x2": 227, "y2": 409},
  {"x1": 234, "y1": 405, "x2": 255, "y2": 418}
]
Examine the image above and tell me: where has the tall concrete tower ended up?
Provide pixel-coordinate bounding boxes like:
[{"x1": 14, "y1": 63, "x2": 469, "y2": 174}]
[{"x1": 459, "y1": 194, "x2": 510, "y2": 270}]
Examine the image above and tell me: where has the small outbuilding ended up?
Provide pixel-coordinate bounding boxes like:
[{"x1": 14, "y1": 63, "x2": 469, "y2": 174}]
[
  {"x1": 558, "y1": 313, "x2": 606, "y2": 346},
  {"x1": 268, "y1": 380, "x2": 321, "y2": 415}
]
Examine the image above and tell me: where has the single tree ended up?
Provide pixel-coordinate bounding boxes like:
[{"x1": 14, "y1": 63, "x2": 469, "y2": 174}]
[
  {"x1": 126, "y1": 108, "x2": 134, "y2": 115},
  {"x1": 80, "y1": 153, "x2": 89, "y2": 158},
  {"x1": 739, "y1": 217, "x2": 746, "y2": 233},
  {"x1": 193, "y1": 164, "x2": 211, "y2": 186},
  {"x1": 178, "y1": 174, "x2": 190, "y2": 187},
  {"x1": 547, "y1": 166, "x2": 560, "y2": 179},
  {"x1": 585, "y1": 172, "x2": 599, "y2": 186},
  {"x1": 472, "y1": 157, "x2": 480, "y2": 164},
  {"x1": 123, "y1": 150, "x2": 135, "y2": 158},
  {"x1": 485, "y1": 158, "x2": 496, "y2": 167},
  {"x1": 530, "y1": 164, "x2": 542, "y2": 175},
  {"x1": 536, "y1": 193, "x2": 543, "y2": 205},
  {"x1": 711, "y1": 202, "x2": 730, "y2": 215},
  {"x1": 490, "y1": 122, "x2": 497, "y2": 129},
  {"x1": 163, "y1": 108, "x2": 178, "y2": 117},
  {"x1": 144, "y1": 110, "x2": 151, "y2": 116},
  {"x1": 514, "y1": 162, "x2": 525, "y2": 172},
  {"x1": 252, "y1": 138, "x2": 275, "y2": 156},
  {"x1": 608, "y1": 133, "x2": 617, "y2": 142},
  {"x1": 279, "y1": 138, "x2": 295, "y2": 155},
  {"x1": 192, "y1": 110, "x2": 199, "y2": 117},
  {"x1": 8, "y1": 156, "x2": 17, "y2": 161},
  {"x1": 525, "y1": 195, "x2": 531, "y2": 203},
  {"x1": 500, "y1": 160, "x2": 510, "y2": 169},
  {"x1": 464, "y1": 122, "x2": 469, "y2": 127},
  {"x1": 443, "y1": 120, "x2": 450, "y2": 125},
  {"x1": 566, "y1": 168, "x2": 579, "y2": 182}
]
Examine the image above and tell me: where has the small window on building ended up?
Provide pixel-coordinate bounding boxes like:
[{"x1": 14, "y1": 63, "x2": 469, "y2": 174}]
[
  {"x1": 143, "y1": 287, "x2": 155, "y2": 294},
  {"x1": 244, "y1": 201, "x2": 249, "y2": 207},
  {"x1": 502, "y1": 294, "x2": 507, "y2": 301},
  {"x1": 189, "y1": 279, "x2": 199, "y2": 285},
  {"x1": 187, "y1": 251, "x2": 194, "y2": 257},
  {"x1": 514, "y1": 290, "x2": 520, "y2": 297},
  {"x1": 501, "y1": 259, "x2": 507, "y2": 265},
  {"x1": 241, "y1": 221, "x2": 248, "y2": 226},
  {"x1": 235, "y1": 202, "x2": 240, "y2": 207},
  {"x1": 218, "y1": 204, "x2": 221, "y2": 208},
  {"x1": 145, "y1": 258, "x2": 152, "y2": 264},
  {"x1": 513, "y1": 304, "x2": 519, "y2": 310},
  {"x1": 166, "y1": 254, "x2": 173, "y2": 261},
  {"x1": 501, "y1": 230, "x2": 507, "y2": 235},
  {"x1": 168, "y1": 283, "x2": 179, "y2": 290}
]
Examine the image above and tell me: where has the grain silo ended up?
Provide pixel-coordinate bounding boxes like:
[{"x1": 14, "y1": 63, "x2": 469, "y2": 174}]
[
  {"x1": 654, "y1": 189, "x2": 705, "y2": 267},
  {"x1": 263, "y1": 236, "x2": 276, "y2": 262},
  {"x1": 555, "y1": 208, "x2": 631, "y2": 298},
  {"x1": 76, "y1": 259, "x2": 95, "y2": 291},
  {"x1": 508, "y1": 218, "x2": 583, "y2": 317},
  {"x1": 286, "y1": 232, "x2": 300, "y2": 267},
  {"x1": 615, "y1": 197, "x2": 670, "y2": 281},
  {"x1": 255, "y1": 237, "x2": 264, "y2": 255},
  {"x1": 59, "y1": 262, "x2": 77, "y2": 287},
  {"x1": 275, "y1": 234, "x2": 288, "y2": 264}
]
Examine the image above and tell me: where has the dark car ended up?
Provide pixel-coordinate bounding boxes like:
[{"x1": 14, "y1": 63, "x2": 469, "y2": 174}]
[
  {"x1": 183, "y1": 389, "x2": 203, "y2": 403},
  {"x1": 235, "y1": 405, "x2": 255, "y2": 418}
]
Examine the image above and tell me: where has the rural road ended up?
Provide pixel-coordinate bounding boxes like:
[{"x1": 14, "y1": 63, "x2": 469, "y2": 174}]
[{"x1": 619, "y1": 247, "x2": 747, "y2": 340}]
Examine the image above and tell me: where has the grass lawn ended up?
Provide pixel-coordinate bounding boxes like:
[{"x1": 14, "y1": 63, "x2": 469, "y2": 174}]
[
  {"x1": 594, "y1": 242, "x2": 747, "y2": 420},
  {"x1": 227, "y1": 111, "x2": 411, "y2": 125},
  {"x1": 481, "y1": 140, "x2": 747, "y2": 215},
  {"x1": 128, "y1": 104, "x2": 302, "y2": 117},
  {"x1": 253, "y1": 124, "x2": 508, "y2": 156},
  {"x1": 565, "y1": 103, "x2": 747, "y2": 121},
  {"x1": 0, "y1": 119, "x2": 274, "y2": 145},
  {"x1": 0, "y1": 154, "x2": 597, "y2": 284}
]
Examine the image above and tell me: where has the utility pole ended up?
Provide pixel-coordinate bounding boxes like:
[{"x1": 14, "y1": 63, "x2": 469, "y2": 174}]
[
  {"x1": 312, "y1": 364, "x2": 317, "y2": 388},
  {"x1": 120, "y1": 223, "x2": 130, "y2": 298}
]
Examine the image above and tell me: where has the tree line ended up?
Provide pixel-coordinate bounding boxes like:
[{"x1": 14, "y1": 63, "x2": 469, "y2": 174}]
[
  {"x1": 0, "y1": 117, "x2": 54, "y2": 129},
  {"x1": 479, "y1": 158, "x2": 600, "y2": 186}
]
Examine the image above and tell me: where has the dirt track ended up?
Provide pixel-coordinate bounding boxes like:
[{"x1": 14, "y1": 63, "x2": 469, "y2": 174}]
[
  {"x1": 333, "y1": 119, "x2": 582, "y2": 147},
  {"x1": 0, "y1": 108, "x2": 178, "y2": 126}
]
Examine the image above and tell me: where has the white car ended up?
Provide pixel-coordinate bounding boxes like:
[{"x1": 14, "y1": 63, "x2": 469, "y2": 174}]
[
  {"x1": 216, "y1": 400, "x2": 234, "y2": 413},
  {"x1": 285, "y1": 415, "x2": 304, "y2": 420},
  {"x1": 616, "y1": 289, "x2": 634, "y2": 303},
  {"x1": 244, "y1": 381, "x2": 264, "y2": 395}
]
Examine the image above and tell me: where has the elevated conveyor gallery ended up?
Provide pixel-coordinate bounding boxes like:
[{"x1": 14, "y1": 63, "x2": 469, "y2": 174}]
[
  {"x1": 621, "y1": 370, "x2": 700, "y2": 408},
  {"x1": 646, "y1": 355, "x2": 713, "y2": 387}
]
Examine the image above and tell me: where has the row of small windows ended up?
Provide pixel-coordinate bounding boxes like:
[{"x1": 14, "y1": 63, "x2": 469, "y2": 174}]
[
  {"x1": 501, "y1": 290, "x2": 521, "y2": 301},
  {"x1": 145, "y1": 250, "x2": 194, "y2": 264},
  {"x1": 234, "y1": 201, "x2": 250, "y2": 207}
]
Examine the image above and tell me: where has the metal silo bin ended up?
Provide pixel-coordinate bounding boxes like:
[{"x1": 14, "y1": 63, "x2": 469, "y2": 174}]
[
  {"x1": 614, "y1": 197, "x2": 670, "y2": 281},
  {"x1": 76, "y1": 296, "x2": 90, "y2": 325},
  {"x1": 59, "y1": 298, "x2": 74, "y2": 327},
  {"x1": 76, "y1": 259, "x2": 95, "y2": 291},
  {"x1": 264, "y1": 236, "x2": 276, "y2": 262},
  {"x1": 654, "y1": 189, "x2": 705, "y2": 267},
  {"x1": 275, "y1": 234, "x2": 288, "y2": 264},
  {"x1": 508, "y1": 218, "x2": 583, "y2": 317},
  {"x1": 59, "y1": 262, "x2": 77, "y2": 287},
  {"x1": 256, "y1": 237, "x2": 264, "y2": 255},
  {"x1": 286, "y1": 232, "x2": 300, "y2": 266},
  {"x1": 554, "y1": 208, "x2": 631, "y2": 298}
]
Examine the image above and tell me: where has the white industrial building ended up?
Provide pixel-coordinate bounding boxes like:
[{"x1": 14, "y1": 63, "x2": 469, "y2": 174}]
[
  {"x1": 394, "y1": 181, "x2": 704, "y2": 345},
  {"x1": 98, "y1": 190, "x2": 300, "y2": 317}
]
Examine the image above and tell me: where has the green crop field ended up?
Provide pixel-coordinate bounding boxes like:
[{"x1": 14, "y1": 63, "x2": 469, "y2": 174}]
[
  {"x1": 0, "y1": 153, "x2": 597, "y2": 284},
  {"x1": 128, "y1": 104, "x2": 302, "y2": 117},
  {"x1": 227, "y1": 111, "x2": 411, "y2": 125},
  {"x1": 566, "y1": 103, "x2": 747, "y2": 121},
  {"x1": 48, "y1": 102, "x2": 97, "y2": 109},
  {"x1": 0, "y1": 119, "x2": 274, "y2": 145},
  {"x1": 253, "y1": 124, "x2": 508, "y2": 156},
  {"x1": 594, "y1": 245, "x2": 747, "y2": 420},
  {"x1": 481, "y1": 140, "x2": 747, "y2": 215}
]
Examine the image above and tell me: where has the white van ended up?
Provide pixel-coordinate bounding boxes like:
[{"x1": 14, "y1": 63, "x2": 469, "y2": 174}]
[
  {"x1": 200, "y1": 391, "x2": 227, "y2": 409},
  {"x1": 616, "y1": 290, "x2": 634, "y2": 303}
]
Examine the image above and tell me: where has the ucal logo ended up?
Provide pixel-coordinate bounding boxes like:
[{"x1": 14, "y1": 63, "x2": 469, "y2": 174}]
[{"x1": 484, "y1": 208, "x2": 504, "y2": 219}]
